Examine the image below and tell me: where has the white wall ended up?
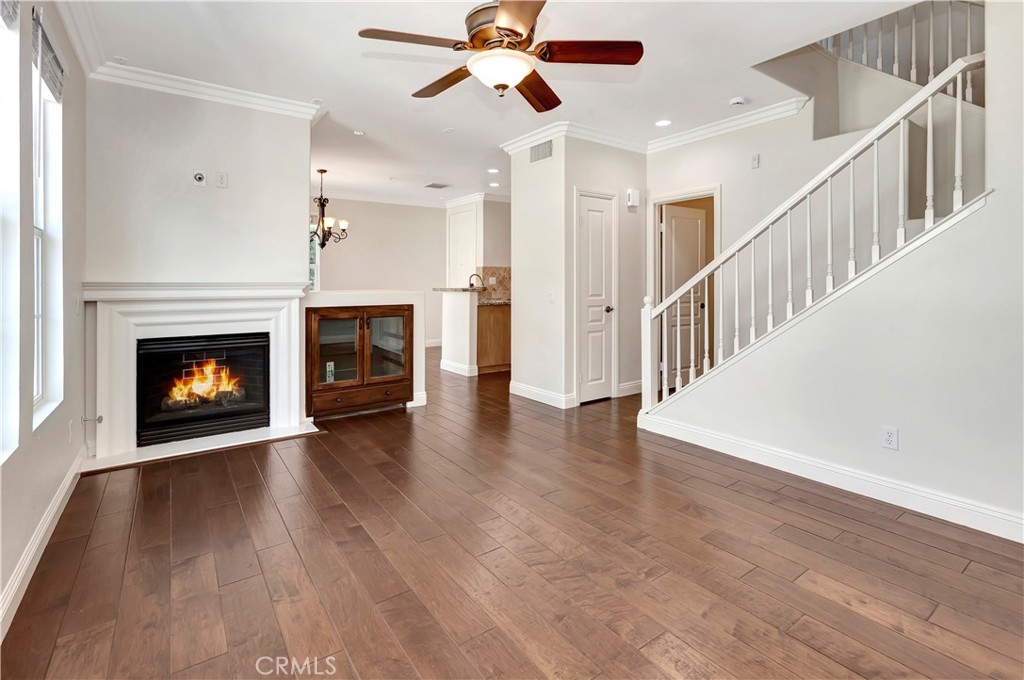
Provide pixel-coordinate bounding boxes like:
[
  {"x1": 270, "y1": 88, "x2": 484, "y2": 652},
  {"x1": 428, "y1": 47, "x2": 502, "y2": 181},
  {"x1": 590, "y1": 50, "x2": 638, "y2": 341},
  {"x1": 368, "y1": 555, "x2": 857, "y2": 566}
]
[
  {"x1": 645, "y1": 2, "x2": 1023, "y2": 539},
  {"x1": 1, "y1": 4, "x2": 88, "y2": 635},
  {"x1": 482, "y1": 199, "x2": 511, "y2": 267},
  {"x1": 318, "y1": 198, "x2": 446, "y2": 345},
  {"x1": 509, "y1": 135, "x2": 645, "y2": 406},
  {"x1": 86, "y1": 80, "x2": 310, "y2": 284},
  {"x1": 510, "y1": 137, "x2": 567, "y2": 402}
]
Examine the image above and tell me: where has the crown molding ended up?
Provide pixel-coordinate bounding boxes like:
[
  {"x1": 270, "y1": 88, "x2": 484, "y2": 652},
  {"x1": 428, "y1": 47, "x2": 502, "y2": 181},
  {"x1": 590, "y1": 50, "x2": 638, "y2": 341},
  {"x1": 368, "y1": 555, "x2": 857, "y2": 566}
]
[
  {"x1": 647, "y1": 97, "x2": 809, "y2": 154},
  {"x1": 501, "y1": 121, "x2": 645, "y2": 156},
  {"x1": 323, "y1": 191, "x2": 450, "y2": 210},
  {"x1": 54, "y1": 2, "x2": 105, "y2": 73},
  {"x1": 91, "y1": 64, "x2": 320, "y2": 120},
  {"x1": 444, "y1": 192, "x2": 510, "y2": 209}
]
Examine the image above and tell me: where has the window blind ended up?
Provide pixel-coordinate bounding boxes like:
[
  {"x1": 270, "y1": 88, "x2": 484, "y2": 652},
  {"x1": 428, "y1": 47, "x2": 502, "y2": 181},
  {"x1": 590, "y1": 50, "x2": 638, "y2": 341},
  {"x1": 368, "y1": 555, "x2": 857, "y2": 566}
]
[{"x1": 32, "y1": 6, "x2": 63, "y2": 102}]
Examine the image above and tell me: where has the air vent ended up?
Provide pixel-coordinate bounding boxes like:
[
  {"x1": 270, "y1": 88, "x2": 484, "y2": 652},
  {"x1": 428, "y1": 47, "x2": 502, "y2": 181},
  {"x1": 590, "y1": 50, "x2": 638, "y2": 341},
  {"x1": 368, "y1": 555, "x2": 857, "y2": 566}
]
[
  {"x1": 530, "y1": 140, "x2": 553, "y2": 163},
  {"x1": 424, "y1": 182, "x2": 450, "y2": 190}
]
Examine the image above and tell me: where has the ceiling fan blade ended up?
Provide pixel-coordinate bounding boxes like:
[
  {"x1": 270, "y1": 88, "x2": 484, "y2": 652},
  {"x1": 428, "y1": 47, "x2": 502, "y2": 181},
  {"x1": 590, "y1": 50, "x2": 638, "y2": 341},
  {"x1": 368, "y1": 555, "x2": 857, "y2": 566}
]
[
  {"x1": 534, "y1": 40, "x2": 644, "y2": 65},
  {"x1": 358, "y1": 28, "x2": 466, "y2": 50},
  {"x1": 412, "y1": 67, "x2": 472, "y2": 98},
  {"x1": 515, "y1": 70, "x2": 561, "y2": 112},
  {"x1": 494, "y1": 0, "x2": 546, "y2": 40}
]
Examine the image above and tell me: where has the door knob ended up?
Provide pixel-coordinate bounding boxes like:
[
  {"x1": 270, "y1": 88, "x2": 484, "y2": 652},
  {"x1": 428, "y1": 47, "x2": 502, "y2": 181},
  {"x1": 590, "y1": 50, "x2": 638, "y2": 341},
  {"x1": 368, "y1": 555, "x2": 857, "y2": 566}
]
[{"x1": 604, "y1": 305, "x2": 614, "y2": 313}]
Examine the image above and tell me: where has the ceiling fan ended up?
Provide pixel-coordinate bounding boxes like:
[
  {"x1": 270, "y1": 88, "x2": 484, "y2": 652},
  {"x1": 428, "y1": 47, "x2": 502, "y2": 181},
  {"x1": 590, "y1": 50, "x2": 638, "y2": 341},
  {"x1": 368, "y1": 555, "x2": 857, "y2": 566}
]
[{"x1": 358, "y1": 0, "x2": 643, "y2": 112}]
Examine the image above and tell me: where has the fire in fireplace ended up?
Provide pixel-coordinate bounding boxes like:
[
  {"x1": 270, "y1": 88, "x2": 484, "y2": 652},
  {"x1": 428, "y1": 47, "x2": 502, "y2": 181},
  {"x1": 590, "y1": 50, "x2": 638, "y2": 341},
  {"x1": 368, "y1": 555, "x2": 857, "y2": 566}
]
[{"x1": 136, "y1": 332, "x2": 270, "y2": 446}]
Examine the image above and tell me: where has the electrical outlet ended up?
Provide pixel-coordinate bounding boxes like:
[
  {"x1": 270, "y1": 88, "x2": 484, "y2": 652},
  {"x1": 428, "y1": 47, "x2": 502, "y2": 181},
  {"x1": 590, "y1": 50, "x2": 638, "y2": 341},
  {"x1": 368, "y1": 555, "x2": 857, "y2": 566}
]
[
  {"x1": 882, "y1": 427, "x2": 899, "y2": 450},
  {"x1": 488, "y1": 276, "x2": 496, "y2": 285},
  {"x1": 751, "y1": 153, "x2": 760, "y2": 169},
  {"x1": 215, "y1": 171, "x2": 228, "y2": 188}
]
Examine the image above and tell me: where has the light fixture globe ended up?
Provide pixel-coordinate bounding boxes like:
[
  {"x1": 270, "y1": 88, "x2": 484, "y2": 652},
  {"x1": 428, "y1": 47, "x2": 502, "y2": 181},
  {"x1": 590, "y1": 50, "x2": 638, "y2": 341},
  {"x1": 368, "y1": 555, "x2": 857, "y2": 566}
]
[{"x1": 467, "y1": 48, "x2": 535, "y2": 96}]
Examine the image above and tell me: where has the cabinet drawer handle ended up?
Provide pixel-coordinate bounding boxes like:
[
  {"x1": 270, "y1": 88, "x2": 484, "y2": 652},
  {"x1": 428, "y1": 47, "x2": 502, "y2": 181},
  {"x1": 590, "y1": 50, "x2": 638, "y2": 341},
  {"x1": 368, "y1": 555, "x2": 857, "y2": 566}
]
[
  {"x1": 385, "y1": 390, "x2": 391, "y2": 397},
  {"x1": 335, "y1": 397, "x2": 342, "y2": 403}
]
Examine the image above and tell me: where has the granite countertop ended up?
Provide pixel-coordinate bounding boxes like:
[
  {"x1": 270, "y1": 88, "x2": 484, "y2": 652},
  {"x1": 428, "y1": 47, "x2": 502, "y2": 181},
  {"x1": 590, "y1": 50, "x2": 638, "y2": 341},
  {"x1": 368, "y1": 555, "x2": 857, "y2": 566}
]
[
  {"x1": 478, "y1": 299, "x2": 511, "y2": 306},
  {"x1": 433, "y1": 287, "x2": 488, "y2": 292}
]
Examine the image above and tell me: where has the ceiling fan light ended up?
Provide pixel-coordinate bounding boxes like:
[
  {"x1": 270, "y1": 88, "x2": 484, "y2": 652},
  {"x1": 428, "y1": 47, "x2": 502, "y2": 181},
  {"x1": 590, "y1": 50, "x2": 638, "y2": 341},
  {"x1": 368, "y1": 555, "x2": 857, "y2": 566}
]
[{"x1": 467, "y1": 49, "x2": 535, "y2": 93}]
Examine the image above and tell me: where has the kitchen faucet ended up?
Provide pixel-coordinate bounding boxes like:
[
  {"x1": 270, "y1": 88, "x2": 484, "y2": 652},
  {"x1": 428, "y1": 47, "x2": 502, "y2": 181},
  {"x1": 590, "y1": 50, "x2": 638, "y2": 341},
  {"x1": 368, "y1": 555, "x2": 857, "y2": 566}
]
[{"x1": 467, "y1": 273, "x2": 484, "y2": 289}]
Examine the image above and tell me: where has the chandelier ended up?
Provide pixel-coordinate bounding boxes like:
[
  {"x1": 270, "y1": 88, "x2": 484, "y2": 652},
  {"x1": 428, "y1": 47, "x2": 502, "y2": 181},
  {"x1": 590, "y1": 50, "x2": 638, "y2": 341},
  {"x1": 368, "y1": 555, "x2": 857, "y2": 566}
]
[{"x1": 309, "y1": 169, "x2": 349, "y2": 249}]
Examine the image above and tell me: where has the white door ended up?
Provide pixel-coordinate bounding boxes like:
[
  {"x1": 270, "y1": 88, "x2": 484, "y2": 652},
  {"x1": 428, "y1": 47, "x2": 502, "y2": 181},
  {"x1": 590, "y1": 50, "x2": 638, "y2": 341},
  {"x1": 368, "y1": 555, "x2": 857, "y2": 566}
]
[
  {"x1": 661, "y1": 205, "x2": 707, "y2": 384},
  {"x1": 578, "y1": 194, "x2": 615, "y2": 403},
  {"x1": 447, "y1": 207, "x2": 477, "y2": 286}
]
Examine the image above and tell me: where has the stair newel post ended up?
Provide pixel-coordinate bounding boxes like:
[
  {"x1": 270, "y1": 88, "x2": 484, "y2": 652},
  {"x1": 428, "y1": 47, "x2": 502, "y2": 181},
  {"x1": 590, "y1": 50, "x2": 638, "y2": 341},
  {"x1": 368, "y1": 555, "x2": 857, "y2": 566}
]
[
  {"x1": 925, "y1": 96, "x2": 936, "y2": 228},
  {"x1": 877, "y1": 19, "x2": 883, "y2": 70},
  {"x1": 898, "y1": 119, "x2": 908, "y2": 247},
  {"x1": 660, "y1": 304, "x2": 669, "y2": 398},
  {"x1": 785, "y1": 210, "x2": 794, "y2": 320},
  {"x1": 767, "y1": 224, "x2": 775, "y2": 332},
  {"x1": 688, "y1": 294, "x2": 696, "y2": 383},
  {"x1": 674, "y1": 299, "x2": 682, "y2": 391},
  {"x1": 966, "y1": 5, "x2": 973, "y2": 103},
  {"x1": 953, "y1": 71, "x2": 964, "y2": 209},
  {"x1": 929, "y1": 1, "x2": 935, "y2": 83},
  {"x1": 749, "y1": 242, "x2": 756, "y2": 344},
  {"x1": 893, "y1": 10, "x2": 900, "y2": 77},
  {"x1": 946, "y1": 1, "x2": 954, "y2": 96},
  {"x1": 703, "y1": 278, "x2": 711, "y2": 373},
  {"x1": 826, "y1": 177, "x2": 835, "y2": 293},
  {"x1": 716, "y1": 268, "x2": 725, "y2": 364},
  {"x1": 805, "y1": 197, "x2": 814, "y2": 308},
  {"x1": 733, "y1": 256, "x2": 740, "y2": 353},
  {"x1": 640, "y1": 296, "x2": 656, "y2": 411},
  {"x1": 910, "y1": 4, "x2": 918, "y2": 84},
  {"x1": 848, "y1": 162, "x2": 857, "y2": 278},
  {"x1": 872, "y1": 140, "x2": 881, "y2": 264},
  {"x1": 861, "y1": 24, "x2": 868, "y2": 66}
]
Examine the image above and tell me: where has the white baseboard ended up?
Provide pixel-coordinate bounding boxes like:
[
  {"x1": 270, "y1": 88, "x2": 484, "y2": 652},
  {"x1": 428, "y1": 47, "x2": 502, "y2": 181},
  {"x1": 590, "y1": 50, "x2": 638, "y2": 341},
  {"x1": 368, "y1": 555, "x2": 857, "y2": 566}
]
[
  {"x1": 616, "y1": 380, "x2": 642, "y2": 397},
  {"x1": 440, "y1": 359, "x2": 478, "y2": 377},
  {"x1": 425, "y1": 338, "x2": 442, "y2": 348},
  {"x1": 1, "y1": 446, "x2": 85, "y2": 639},
  {"x1": 409, "y1": 391, "x2": 428, "y2": 408},
  {"x1": 638, "y1": 413, "x2": 1023, "y2": 543},
  {"x1": 509, "y1": 381, "x2": 577, "y2": 410}
]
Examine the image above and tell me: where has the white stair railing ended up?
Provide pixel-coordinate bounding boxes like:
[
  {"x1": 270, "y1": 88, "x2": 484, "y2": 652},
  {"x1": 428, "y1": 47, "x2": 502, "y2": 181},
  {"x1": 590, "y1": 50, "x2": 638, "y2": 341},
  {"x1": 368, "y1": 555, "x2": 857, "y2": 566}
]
[
  {"x1": 641, "y1": 53, "x2": 985, "y2": 413},
  {"x1": 820, "y1": 1, "x2": 984, "y2": 105}
]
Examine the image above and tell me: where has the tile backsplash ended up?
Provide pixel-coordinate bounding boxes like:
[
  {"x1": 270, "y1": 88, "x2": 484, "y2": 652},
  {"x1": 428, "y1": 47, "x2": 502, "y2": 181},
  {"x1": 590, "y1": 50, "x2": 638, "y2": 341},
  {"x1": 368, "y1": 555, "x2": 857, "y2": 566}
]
[{"x1": 477, "y1": 266, "x2": 511, "y2": 300}]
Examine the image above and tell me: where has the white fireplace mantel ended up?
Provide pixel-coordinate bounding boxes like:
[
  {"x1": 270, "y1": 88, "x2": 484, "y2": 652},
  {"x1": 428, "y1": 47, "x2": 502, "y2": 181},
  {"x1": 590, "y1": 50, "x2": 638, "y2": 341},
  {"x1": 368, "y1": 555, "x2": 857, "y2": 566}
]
[{"x1": 83, "y1": 282, "x2": 317, "y2": 470}]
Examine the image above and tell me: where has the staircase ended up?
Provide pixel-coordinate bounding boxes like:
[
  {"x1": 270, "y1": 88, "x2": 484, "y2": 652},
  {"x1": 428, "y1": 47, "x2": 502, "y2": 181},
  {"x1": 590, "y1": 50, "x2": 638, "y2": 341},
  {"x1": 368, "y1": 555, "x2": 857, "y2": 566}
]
[
  {"x1": 819, "y1": 1, "x2": 985, "y2": 106},
  {"x1": 639, "y1": 51, "x2": 986, "y2": 413}
]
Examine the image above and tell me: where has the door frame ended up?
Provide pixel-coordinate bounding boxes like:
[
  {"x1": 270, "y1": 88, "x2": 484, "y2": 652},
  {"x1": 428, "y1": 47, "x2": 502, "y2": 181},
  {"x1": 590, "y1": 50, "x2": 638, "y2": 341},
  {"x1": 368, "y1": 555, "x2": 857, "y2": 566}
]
[
  {"x1": 573, "y1": 187, "x2": 619, "y2": 406},
  {"x1": 647, "y1": 185, "x2": 723, "y2": 303}
]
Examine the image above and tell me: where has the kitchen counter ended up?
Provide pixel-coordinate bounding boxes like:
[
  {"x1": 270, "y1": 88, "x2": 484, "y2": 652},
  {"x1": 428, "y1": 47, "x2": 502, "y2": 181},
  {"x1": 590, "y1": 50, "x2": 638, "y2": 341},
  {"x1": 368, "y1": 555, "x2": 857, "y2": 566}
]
[
  {"x1": 432, "y1": 287, "x2": 487, "y2": 293},
  {"x1": 477, "y1": 298, "x2": 511, "y2": 306}
]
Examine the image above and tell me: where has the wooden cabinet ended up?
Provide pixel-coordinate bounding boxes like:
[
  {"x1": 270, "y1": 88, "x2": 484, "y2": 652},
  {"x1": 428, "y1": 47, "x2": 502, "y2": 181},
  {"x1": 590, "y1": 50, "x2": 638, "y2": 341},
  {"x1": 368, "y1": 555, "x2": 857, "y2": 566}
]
[
  {"x1": 306, "y1": 305, "x2": 413, "y2": 418},
  {"x1": 476, "y1": 304, "x2": 511, "y2": 373}
]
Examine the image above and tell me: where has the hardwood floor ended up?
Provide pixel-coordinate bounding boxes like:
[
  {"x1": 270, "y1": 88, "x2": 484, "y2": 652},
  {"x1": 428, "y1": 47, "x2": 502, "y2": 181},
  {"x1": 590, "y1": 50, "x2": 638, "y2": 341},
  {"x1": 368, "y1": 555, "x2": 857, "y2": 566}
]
[{"x1": 3, "y1": 349, "x2": 1022, "y2": 679}]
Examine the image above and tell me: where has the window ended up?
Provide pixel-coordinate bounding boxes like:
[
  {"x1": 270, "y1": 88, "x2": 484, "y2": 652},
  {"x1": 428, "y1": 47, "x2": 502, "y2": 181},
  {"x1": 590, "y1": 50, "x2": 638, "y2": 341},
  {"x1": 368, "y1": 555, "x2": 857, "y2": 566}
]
[{"x1": 30, "y1": 6, "x2": 63, "y2": 423}]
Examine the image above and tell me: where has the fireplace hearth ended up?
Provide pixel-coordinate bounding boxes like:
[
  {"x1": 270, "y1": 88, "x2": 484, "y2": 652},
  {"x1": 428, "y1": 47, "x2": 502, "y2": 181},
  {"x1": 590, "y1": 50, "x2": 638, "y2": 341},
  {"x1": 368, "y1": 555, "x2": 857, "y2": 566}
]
[{"x1": 136, "y1": 332, "x2": 270, "y2": 446}]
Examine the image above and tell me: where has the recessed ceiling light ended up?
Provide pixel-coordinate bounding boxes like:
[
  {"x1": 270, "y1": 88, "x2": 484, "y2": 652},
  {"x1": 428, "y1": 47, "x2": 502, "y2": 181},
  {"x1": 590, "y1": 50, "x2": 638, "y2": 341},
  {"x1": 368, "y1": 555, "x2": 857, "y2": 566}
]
[
  {"x1": 352, "y1": 130, "x2": 365, "y2": 135},
  {"x1": 489, "y1": 182, "x2": 500, "y2": 187},
  {"x1": 655, "y1": 119, "x2": 672, "y2": 127},
  {"x1": 487, "y1": 168, "x2": 500, "y2": 174},
  {"x1": 442, "y1": 127, "x2": 455, "y2": 133}
]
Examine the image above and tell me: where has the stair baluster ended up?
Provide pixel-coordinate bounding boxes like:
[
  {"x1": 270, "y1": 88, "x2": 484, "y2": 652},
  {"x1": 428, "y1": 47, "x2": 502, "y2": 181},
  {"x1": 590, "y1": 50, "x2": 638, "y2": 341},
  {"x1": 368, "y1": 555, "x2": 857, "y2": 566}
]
[
  {"x1": 826, "y1": 177, "x2": 835, "y2": 293},
  {"x1": 926, "y1": 96, "x2": 935, "y2": 227},
  {"x1": 872, "y1": 141, "x2": 881, "y2": 264},
  {"x1": 749, "y1": 242, "x2": 756, "y2": 344},
  {"x1": 674, "y1": 298, "x2": 682, "y2": 390},
  {"x1": 767, "y1": 225, "x2": 775, "y2": 332},
  {"x1": 954, "y1": 72, "x2": 964, "y2": 209},
  {"x1": 786, "y1": 211, "x2": 794, "y2": 320},
  {"x1": 805, "y1": 198, "x2": 813, "y2": 307},
  {"x1": 898, "y1": 119, "x2": 908, "y2": 247},
  {"x1": 689, "y1": 295, "x2": 696, "y2": 382},
  {"x1": 849, "y1": 163, "x2": 857, "y2": 278},
  {"x1": 911, "y1": 5, "x2": 919, "y2": 84}
]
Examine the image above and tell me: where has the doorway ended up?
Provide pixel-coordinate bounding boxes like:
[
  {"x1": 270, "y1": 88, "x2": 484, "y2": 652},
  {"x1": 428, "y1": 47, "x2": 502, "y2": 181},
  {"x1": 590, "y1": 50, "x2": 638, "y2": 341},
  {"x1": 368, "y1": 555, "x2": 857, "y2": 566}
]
[
  {"x1": 576, "y1": 191, "x2": 616, "y2": 404},
  {"x1": 655, "y1": 192, "x2": 718, "y2": 387}
]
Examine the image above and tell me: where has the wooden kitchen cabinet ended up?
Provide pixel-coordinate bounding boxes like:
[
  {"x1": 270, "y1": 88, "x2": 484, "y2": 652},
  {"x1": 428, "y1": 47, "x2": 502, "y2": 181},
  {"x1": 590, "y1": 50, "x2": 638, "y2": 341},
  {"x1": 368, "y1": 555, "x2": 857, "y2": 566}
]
[
  {"x1": 306, "y1": 305, "x2": 413, "y2": 418},
  {"x1": 476, "y1": 304, "x2": 511, "y2": 373}
]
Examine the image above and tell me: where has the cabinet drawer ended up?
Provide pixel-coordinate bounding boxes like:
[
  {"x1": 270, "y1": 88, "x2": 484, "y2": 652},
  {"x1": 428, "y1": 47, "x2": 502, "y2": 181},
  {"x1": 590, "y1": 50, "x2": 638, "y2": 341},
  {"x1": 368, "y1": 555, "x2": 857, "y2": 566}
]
[{"x1": 311, "y1": 381, "x2": 413, "y2": 416}]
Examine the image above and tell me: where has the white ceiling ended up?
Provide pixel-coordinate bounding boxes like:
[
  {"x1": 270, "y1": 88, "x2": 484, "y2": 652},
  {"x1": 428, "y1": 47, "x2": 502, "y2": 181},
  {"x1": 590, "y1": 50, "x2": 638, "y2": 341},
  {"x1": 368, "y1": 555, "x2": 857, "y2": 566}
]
[{"x1": 84, "y1": 1, "x2": 908, "y2": 207}]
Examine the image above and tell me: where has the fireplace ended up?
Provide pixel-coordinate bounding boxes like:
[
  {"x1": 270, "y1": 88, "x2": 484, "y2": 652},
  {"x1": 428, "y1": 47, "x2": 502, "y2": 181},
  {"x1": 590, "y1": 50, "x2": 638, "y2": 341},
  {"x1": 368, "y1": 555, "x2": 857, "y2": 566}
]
[{"x1": 136, "y1": 332, "x2": 270, "y2": 446}]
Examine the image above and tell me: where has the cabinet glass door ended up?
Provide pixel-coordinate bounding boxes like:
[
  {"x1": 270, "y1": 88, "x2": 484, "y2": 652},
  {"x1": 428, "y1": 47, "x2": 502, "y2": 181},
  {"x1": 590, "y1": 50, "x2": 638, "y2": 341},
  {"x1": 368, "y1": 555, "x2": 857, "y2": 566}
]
[
  {"x1": 365, "y1": 313, "x2": 408, "y2": 381},
  {"x1": 317, "y1": 315, "x2": 360, "y2": 385}
]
